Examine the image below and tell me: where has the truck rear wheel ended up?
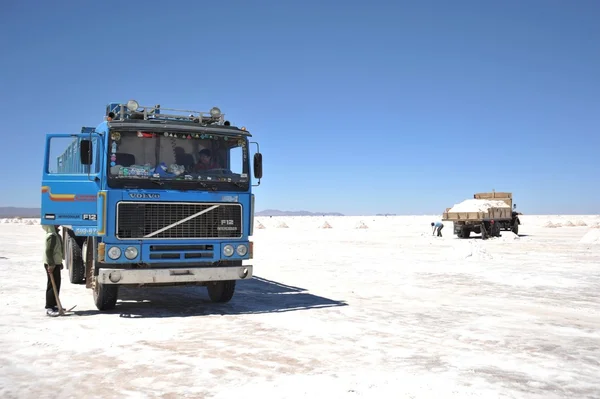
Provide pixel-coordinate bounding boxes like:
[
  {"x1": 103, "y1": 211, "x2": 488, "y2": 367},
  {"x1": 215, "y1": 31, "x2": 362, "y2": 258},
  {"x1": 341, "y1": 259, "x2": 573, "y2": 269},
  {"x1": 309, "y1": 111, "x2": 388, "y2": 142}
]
[
  {"x1": 93, "y1": 279, "x2": 119, "y2": 310},
  {"x1": 67, "y1": 235, "x2": 85, "y2": 284},
  {"x1": 460, "y1": 227, "x2": 470, "y2": 239},
  {"x1": 491, "y1": 223, "x2": 501, "y2": 237},
  {"x1": 207, "y1": 281, "x2": 236, "y2": 303}
]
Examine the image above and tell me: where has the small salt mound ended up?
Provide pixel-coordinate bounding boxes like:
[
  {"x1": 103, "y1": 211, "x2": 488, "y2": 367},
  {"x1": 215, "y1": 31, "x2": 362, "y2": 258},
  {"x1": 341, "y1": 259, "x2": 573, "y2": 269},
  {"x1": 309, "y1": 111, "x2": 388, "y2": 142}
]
[
  {"x1": 562, "y1": 220, "x2": 575, "y2": 227},
  {"x1": 2, "y1": 218, "x2": 21, "y2": 224},
  {"x1": 451, "y1": 241, "x2": 493, "y2": 260},
  {"x1": 276, "y1": 221, "x2": 289, "y2": 228},
  {"x1": 580, "y1": 229, "x2": 600, "y2": 245},
  {"x1": 591, "y1": 222, "x2": 600, "y2": 229},
  {"x1": 355, "y1": 221, "x2": 369, "y2": 229},
  {"x1": 496, "y1": 231, "x2": 520, "y2": 240},
  {"x1": 256, "y1": 221, "x2": 265, "y2": 229},
  {"x1": 24, "y1": 220, "x2": 36, "y2": 225},
  {"x1": 448, "y1": 199, "x2": 510, "y2": 213},
  {"x1": 320, "y1": 221, "x2": 332, "y2": 229},
  {"x1": 575, "y1": 220, "x2": 587, "y2": 227},
  {"x1": 544, "y1": 221, "x2": 561, "y2": 228}
]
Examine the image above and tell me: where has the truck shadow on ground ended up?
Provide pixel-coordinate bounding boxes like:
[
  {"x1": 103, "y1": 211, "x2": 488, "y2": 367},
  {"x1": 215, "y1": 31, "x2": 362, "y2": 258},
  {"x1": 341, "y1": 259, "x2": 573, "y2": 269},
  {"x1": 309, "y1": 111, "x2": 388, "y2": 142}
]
[
  {"x1": 454, "y1": 233, "x2": 530, "y2": 240},
  {"x1": 75, "y1": 275, "x2": 348, "y2": 318}
]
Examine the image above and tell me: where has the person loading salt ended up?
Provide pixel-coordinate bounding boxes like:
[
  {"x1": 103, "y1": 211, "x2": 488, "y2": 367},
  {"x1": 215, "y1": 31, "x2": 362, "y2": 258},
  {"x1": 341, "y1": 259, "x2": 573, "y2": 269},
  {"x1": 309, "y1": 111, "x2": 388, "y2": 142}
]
[{"x1": 431, "y1": 221, "x2": 444, "y2": 237}]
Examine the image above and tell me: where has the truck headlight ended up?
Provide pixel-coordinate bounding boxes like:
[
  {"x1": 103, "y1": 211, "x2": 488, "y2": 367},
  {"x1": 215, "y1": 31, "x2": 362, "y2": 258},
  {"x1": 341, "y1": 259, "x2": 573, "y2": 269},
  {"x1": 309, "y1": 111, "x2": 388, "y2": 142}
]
[
  {"x1": 223, "y1": 244, "x2": 234, "y2": 257},
  {"x1": 124, "y1": 246, "x2": 138, "y2": 260},
  {"x1": 236, "y1": 244, "x2": 247, "y2": 256},
  {"x1": 107, "y1": 246, "x2": 121, "y2": 260}
]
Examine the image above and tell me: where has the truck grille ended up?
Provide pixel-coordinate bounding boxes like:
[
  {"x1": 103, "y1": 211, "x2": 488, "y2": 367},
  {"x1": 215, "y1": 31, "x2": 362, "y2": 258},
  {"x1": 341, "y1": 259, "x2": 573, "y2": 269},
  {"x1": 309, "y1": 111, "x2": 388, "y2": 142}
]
[{"x1": 116, "y1": 202, "x2": 242, "y2": 239}]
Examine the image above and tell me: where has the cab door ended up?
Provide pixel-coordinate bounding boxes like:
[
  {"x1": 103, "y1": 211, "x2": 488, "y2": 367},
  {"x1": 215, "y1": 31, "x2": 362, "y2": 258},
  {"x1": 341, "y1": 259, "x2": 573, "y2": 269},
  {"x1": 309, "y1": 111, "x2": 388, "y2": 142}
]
[{"x1": 41, "y1": 133, "x2": 104, "y2": 235}]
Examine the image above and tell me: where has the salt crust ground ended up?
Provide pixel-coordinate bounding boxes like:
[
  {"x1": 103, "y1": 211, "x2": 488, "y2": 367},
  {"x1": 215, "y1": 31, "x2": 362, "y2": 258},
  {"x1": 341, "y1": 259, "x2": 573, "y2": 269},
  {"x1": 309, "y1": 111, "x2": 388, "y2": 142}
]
[{"x1": 0, "y1": 215, "x2": 599, "y2": 399}]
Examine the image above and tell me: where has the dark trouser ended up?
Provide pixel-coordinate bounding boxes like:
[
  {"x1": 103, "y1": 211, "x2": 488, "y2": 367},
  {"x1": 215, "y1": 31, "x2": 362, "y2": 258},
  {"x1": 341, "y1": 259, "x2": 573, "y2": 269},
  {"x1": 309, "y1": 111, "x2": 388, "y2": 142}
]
[
  {"x1": 437, "y1": 225, "x2": 443, "y2": 237},
  {"x1": 44, "y1": 264, "x2": 61, "y2": 309}
]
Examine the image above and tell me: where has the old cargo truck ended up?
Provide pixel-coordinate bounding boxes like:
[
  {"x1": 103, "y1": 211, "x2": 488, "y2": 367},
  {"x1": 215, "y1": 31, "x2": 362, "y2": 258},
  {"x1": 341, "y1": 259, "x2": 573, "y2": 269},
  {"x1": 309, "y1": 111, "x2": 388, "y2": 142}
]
[
  {"x1": 442, "y1": 191, "x2": 521, "y2": 239},
  {"x1": 40, "y1": 100, "x2": 263, "y2": 310}
]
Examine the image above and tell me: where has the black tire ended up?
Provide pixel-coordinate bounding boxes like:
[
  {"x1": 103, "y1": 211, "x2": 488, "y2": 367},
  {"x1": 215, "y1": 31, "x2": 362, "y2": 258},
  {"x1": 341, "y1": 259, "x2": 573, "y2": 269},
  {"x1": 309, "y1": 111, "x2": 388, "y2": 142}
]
[
  {"x1": 67, "y1": 235, "x2": 85, "y2": 284},
  {"x1": 494, "y1": 223, "x2": 501, "y2": 237},
  {"x1": 461, "y1": 228, "x2": 470, "y2": 239},
  {"x1": 93, "y1": 279, "x2": 119, "y2": 310},
  {"x1": 512, "y1": 220, "x2": 519, "y2": 235},
  {"x1": 207, "y1": 280, "x2": 236, "y2": 303}
]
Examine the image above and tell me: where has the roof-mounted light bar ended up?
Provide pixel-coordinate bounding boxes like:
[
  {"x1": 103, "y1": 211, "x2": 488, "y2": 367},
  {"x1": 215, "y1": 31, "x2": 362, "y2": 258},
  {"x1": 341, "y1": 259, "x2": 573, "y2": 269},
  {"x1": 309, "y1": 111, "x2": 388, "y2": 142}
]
[{"x1": 107, "y1": 100, "x2": 227, "y2": 126}]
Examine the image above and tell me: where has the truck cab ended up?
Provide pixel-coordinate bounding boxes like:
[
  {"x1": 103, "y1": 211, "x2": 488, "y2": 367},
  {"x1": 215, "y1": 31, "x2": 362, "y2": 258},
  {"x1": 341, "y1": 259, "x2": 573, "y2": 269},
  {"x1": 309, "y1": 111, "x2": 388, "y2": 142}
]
[{"x1": 40, "y1": 100, "x2": 263, "y2": 310}]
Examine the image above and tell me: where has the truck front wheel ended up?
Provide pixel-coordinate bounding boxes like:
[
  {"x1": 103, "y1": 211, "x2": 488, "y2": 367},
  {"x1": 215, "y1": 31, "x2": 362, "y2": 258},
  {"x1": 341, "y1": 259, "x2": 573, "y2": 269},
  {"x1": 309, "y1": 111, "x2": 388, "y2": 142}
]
[
  {"x1": 511, "y1": 220, "x2": 519, "y2": 235},
  {"x1": 67, "y1": 235, "x2": 85, "y2": 284},
  {"x1": 93, "y1": 279, "x2": 119, "y2": 310},
  {"x1": 207, "y1": 281, "x2": 236, "y2": 303}
]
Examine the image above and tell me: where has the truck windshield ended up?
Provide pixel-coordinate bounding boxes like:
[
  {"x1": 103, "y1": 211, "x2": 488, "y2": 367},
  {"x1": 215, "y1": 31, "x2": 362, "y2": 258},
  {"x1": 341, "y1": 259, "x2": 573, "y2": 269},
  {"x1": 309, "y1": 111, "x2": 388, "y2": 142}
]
[{"x1": 107, "y1": 129, "x2": 249, "y2": 190}]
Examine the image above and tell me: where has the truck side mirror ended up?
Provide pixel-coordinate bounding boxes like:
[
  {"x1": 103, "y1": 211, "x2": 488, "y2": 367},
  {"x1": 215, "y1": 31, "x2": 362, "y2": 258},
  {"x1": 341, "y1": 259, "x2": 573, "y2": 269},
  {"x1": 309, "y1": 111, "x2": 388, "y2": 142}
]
[
  {"x1": 253, "y1": 152, "x2": 263, "y2": 179},
  {"x1": 80, "y1": 139, "x2": 93, "y2": 165}
]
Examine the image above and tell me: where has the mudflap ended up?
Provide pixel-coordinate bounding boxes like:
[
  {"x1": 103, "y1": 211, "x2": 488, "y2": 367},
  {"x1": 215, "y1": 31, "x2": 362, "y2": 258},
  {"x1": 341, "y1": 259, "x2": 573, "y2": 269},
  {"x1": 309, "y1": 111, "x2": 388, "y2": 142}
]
[{"x1": 85, "y1": 237, "x2": 95, "y2": 289}]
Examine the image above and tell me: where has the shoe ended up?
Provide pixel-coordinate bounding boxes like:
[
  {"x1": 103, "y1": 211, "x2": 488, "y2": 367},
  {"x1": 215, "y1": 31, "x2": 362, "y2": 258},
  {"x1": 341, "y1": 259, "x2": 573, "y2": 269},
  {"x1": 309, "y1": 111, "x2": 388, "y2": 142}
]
[{"x1": 46, "y1": 307, "x2": 59, "y2": 317}]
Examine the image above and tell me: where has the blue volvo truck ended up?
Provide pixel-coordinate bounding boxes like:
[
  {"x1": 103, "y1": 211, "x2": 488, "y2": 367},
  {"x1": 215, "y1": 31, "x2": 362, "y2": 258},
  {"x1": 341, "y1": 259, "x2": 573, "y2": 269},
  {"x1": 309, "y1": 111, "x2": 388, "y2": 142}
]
[{"x1": 41, "y1": 100, "x2": 263, "y2": 310}]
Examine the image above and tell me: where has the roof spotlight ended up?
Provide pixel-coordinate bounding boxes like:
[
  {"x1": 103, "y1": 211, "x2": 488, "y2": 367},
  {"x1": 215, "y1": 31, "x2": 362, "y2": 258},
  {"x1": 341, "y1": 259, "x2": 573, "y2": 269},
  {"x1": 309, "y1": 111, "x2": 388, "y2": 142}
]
[
  {"x1": 126, "y1": 100, "x2": 139, "y2": 111},
  {"x1": 210, "y1": 107, "x2": 221, "y2": 118}
]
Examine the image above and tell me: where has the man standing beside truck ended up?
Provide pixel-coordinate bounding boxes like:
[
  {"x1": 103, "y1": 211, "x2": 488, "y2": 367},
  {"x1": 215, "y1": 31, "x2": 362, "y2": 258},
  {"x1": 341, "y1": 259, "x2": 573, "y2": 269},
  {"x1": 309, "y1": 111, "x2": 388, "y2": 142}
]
[{"x1": 42, "y1": 225, "x2": 63, "y2": 317}]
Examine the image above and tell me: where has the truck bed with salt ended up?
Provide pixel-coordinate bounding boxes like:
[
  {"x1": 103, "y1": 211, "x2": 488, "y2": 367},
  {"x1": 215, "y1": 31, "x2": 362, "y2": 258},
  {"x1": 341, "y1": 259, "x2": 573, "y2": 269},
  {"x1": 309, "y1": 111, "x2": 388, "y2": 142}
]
[
  {"x1": 442, "y1": 199, "x2": 511, "y2": 222},
  {"x1": 442, "y1": 192, "x2": 520, "y2": 239}
]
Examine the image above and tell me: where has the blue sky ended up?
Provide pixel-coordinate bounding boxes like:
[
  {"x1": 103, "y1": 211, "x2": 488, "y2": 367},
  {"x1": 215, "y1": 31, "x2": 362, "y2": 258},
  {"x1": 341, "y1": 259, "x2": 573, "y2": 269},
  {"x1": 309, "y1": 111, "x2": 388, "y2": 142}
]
[{"x1": 1, "y1": 0, "x2": 598, "y2": 215}]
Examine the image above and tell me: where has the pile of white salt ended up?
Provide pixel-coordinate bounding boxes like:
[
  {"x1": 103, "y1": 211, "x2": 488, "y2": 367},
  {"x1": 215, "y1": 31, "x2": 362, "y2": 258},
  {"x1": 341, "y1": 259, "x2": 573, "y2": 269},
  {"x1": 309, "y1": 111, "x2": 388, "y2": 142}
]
[{"x1": 448, "y1": 199, "x2": 510, "y2": 213}]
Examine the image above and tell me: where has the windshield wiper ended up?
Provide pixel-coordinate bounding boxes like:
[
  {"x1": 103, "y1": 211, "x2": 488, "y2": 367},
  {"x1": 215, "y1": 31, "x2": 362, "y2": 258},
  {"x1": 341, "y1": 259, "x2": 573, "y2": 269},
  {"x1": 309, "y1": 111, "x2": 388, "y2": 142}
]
[
  {"x1": 149, "y1": 179, "x2": 164, "y2": 186},
  {"x1": 230, "y1": 181, "x2": 247, "y2": 188}
]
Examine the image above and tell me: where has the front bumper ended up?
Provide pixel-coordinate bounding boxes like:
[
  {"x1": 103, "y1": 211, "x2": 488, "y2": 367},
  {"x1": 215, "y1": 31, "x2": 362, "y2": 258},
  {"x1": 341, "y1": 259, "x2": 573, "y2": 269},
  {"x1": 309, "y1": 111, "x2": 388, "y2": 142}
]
[
  {"x1": 98, "y1": 265, "x2": 253, "y2": 285},
  {"x1": 99, "y1": 241, "x2": 253, "y2": 264}
]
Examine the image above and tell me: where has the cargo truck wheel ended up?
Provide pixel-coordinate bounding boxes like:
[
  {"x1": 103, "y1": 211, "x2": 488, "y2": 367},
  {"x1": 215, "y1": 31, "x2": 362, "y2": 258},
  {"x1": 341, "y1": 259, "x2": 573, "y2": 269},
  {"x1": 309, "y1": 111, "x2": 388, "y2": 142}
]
[
  {"x1": 491, "y1": 223, "x2": 501, "y2": 237},
  {"x1": 207, "y1": 280, "x2": 236, "y2": 303},
  {"x1": 460, "y1": 227, "x2": 470, "y2": 238},
  {"x1": 93, "y1": 279, "x2": 119, "y2": 310},
  {"x1": 67, "y1": 235, "x2": 85, "y2": 284}
]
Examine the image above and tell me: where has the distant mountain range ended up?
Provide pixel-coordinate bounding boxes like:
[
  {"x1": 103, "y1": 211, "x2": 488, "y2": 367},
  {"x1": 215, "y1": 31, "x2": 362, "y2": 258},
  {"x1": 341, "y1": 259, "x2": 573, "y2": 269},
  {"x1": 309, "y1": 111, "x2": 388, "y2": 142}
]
[
  {"x1": 0, "y1": 207, "x2": 343, "y2": 218},
  {"x1": 255, "y1": 209, "x2": 344, "y2": 216},
  {"x1": 0, "y1": 207, "x2": 41, "y2": 218}
]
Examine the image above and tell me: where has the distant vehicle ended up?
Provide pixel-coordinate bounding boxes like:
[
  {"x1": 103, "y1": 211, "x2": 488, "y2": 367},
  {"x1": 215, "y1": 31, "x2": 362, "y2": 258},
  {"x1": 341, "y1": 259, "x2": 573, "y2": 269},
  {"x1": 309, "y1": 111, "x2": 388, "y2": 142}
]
[
  {"x1": 40, "y1": 100, "x2": 263, "y2": 310},
  {"x1": 442, "y1": 191, "x2": 521, "y2": 239}
]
